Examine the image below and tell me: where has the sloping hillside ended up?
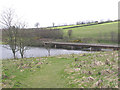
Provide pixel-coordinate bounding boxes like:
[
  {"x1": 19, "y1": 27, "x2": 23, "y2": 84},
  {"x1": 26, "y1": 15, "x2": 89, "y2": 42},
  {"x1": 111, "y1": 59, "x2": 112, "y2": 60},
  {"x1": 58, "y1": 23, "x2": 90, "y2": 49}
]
[
  {"x1": 63, "y1": 22, "x2": 118, "y2": 38},
  {"x1": 61, "y1": 22, "x2": 118, "y2": 44}
]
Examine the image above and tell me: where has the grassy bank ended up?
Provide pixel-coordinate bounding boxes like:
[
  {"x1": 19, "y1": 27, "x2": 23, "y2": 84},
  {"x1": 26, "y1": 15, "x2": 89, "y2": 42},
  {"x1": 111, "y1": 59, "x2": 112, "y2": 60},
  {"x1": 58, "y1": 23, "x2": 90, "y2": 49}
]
[{"x1": 2, "y1": 51, "x2": 118, "y2": 88}]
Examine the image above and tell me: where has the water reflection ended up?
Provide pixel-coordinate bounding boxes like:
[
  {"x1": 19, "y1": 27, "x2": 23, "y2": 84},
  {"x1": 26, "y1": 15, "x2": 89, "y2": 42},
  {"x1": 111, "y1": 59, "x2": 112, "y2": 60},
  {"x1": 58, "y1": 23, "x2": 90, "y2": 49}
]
[{"x1": 1, "y1": 45, "x2": 89, "y2": 59}]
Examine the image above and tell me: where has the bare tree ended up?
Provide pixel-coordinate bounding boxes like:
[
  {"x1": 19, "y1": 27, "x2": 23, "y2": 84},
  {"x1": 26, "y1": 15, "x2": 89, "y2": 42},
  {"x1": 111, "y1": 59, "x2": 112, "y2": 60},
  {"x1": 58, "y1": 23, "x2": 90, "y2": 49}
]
[
  {"x1": 17, "y1": 23, "x2": 30, "y2": 58},
  {"x1": 52, "y1": 22, "x2": 55, "y2": 27},
  {"x1": 110, "y1": 31, "x2": 116, "y2": 43},
  {"x1": 34, "y1": 22, "x2": 41, "y2": 40},
  {"x1": 68, "y1": 30, "x2": 72, "y2": 39},
  {"x1": 35, "y1": 22, "x2": 40, "y2": 28},
  {"x1": 43, "y1": 41, "x2": 52, "y2": 56},
  {"x1": 0, "y1": 8, "x2": 14, "y2": 27},
  {"x1": 76, "y1": 21, "x2": 81, "y2": 25},
  {"x1": 0, "y1": 8, "x2": 18, "y2": 58}
]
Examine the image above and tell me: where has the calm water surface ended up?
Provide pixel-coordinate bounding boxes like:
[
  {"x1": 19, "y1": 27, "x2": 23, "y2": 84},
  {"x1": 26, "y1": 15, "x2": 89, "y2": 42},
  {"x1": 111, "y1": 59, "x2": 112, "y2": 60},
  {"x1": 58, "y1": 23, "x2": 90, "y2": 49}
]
[{"x1": 1, "y1": 45, "x2": 90, "y2": 59}]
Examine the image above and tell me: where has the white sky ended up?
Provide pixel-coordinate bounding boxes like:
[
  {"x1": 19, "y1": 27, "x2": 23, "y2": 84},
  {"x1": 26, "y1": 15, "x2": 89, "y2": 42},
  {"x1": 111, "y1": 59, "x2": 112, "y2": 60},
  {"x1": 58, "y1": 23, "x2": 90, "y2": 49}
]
[{"x1": 0, "y1": 0, "x2": 119, "y2": 28}]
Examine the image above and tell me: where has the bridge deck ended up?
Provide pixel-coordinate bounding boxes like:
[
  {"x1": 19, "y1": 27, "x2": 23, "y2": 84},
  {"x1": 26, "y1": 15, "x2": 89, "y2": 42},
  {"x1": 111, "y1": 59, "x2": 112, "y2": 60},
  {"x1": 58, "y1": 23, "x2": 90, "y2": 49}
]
[{"x1": 44, "y1": 42, "x2": 119, "y2": 50}]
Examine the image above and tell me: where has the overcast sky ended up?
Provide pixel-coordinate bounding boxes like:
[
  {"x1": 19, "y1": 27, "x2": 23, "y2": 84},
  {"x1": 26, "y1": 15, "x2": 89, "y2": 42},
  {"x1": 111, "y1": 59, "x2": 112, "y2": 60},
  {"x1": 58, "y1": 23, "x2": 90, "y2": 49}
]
[{"x1": 0, "y1": 0, "x2": 119, "y2": 28}]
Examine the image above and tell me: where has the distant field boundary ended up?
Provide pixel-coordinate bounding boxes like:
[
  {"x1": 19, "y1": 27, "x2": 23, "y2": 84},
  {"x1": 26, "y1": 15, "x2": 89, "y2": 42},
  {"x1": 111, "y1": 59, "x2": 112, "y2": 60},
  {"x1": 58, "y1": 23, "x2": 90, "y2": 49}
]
[
  {"x1": 57, "y1": 21, "x2": 118, "y2": 29},
  {"x1": 21, "y1": 21, "x2": 118, "y2": 30}
]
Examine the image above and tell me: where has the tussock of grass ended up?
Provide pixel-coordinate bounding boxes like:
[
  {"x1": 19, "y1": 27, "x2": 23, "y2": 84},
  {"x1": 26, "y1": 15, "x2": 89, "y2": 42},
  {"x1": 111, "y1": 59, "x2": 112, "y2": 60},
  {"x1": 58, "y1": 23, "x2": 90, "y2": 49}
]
[
  {"x1": 63, "y1": 51, "x2": 118, "y2": 88},
  {"x1": 2, "y1": 57, "x2": 48, "y2": 88},
  {"x1": 2, "y1": 51, "x2": 119, "y2": 88}
]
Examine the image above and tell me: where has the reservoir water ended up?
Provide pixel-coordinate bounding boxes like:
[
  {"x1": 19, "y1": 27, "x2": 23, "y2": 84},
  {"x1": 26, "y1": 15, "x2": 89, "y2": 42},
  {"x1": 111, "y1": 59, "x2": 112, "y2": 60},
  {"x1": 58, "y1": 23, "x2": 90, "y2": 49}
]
[{"x1": 1, "y1": 45, "x2": 90, "y2": 59}]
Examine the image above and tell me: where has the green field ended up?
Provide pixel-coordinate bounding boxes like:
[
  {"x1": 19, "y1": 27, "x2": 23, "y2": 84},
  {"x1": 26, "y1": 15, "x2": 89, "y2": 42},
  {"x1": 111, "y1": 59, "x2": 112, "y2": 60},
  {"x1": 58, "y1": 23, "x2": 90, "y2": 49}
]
[
  {"x1": 55, "y1": 22, "x2": 118, "y2": 44},
  {"x1": 2, "y1": 51, "x2": 118, "y2": 88},
  {"x1": 63, "y1": 22, "x2": 117, "y2": 37}
]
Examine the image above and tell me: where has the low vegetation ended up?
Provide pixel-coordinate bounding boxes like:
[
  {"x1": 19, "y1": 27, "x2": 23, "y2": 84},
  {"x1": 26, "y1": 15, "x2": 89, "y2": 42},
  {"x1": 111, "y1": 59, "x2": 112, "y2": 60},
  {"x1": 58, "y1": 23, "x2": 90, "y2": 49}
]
[{"x1": 2, "y1": 51, "x2": 118, "y2": 88}]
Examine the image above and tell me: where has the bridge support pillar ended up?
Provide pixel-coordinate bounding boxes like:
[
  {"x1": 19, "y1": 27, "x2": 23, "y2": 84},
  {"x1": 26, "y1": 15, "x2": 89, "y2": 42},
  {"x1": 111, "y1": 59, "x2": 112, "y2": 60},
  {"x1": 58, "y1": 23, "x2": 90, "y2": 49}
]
[
  {"x1": 113, "y1": 48, "x2": 119, "y2": 51},
  {"x1": 54, "y1": 45, "x2": 57, "y2": 48},
  {"x1": 90, "y1": 47, "x2": 101, "y2": 51},
  {"x1": 71, "y1": 46, "x2": 74, "y2": 50}
]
